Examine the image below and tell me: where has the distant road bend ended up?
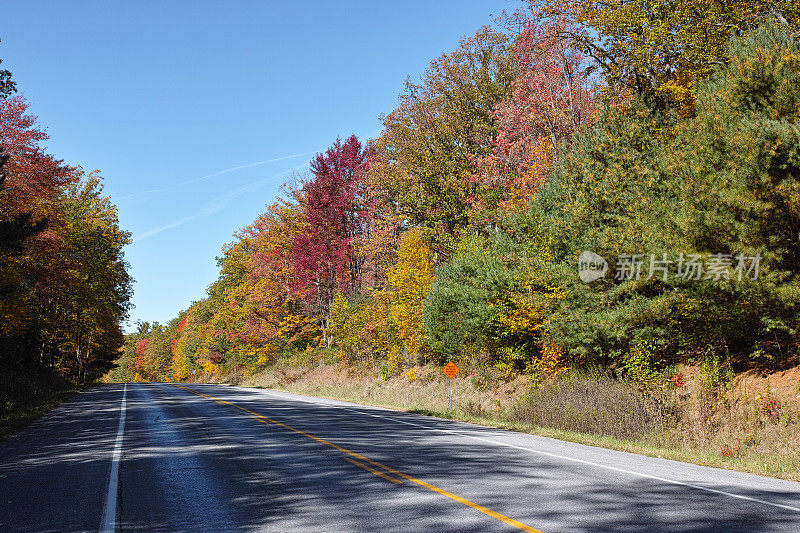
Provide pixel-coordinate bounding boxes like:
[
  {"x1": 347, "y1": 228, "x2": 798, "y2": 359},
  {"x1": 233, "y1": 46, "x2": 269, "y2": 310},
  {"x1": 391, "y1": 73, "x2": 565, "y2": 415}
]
[{"x1": 2, "y1": 383, "x2": 800, "y2": 532}]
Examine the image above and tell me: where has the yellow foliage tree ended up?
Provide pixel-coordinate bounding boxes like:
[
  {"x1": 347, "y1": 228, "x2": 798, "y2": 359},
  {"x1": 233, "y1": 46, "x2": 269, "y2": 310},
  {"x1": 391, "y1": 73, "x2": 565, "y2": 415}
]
[{"x1": 387, "y1": 228, "x2": 434, "y2": 359}]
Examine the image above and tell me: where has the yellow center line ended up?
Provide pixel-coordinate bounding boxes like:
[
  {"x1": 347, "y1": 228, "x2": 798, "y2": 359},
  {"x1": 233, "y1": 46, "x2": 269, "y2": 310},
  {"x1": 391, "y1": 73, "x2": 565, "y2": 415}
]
[
  {"x1": 345, "y1": 457, "x2": 403, "y2": 484},
  {"x1": 172, "y1": 383, "x2": 543, "y2": 533}
]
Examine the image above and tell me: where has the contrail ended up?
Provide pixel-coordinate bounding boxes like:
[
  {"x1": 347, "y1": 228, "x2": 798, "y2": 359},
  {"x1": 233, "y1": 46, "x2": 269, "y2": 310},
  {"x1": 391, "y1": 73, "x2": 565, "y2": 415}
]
[
  {"x1": 132, "y1": 162, "x2": 308, "y2": 243},
  {"x1": 129, "y1": 134, "x2": 379, "y2": 242},
  {"x1": 118, "y1": 150, "x2": 318, "y2": 203}
]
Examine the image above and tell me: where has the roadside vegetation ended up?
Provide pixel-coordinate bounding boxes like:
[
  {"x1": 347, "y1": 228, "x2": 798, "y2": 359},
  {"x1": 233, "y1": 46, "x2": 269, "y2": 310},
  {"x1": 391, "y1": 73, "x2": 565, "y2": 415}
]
[
  {"x1": 112, "y1": 2, "x2": 800, "y2": 476},
  {"x1": 241, "y1": 359, "x2": 800, "y2": 481},
  {"x1": 0, "y1": 45, "x2": 132, "y2": 437},
  {"x1": 0, "y1": 367, "x2": 84, "y2": 442}
]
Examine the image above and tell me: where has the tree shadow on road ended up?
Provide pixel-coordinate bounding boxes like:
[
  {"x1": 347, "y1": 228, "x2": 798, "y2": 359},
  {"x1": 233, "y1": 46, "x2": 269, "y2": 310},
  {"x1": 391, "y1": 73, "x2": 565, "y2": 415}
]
[{"x1": 2, "y1": 383, "x2": 799, "y2": 532}]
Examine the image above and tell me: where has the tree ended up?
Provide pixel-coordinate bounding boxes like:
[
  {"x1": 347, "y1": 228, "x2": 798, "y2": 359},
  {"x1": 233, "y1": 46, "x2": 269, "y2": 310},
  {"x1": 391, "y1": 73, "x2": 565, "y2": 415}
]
[
  {"x1": 0, "y1": 41, "x2": 15, "y2": 98},
  {"x1": 528, "y1": 97, "x2": 687, "y2": 365},
  {"x1": 512, "y1": 21, "x2": 800, "y2": 370},
  {"x1": 352, "y1": 182, "x2": 402, "y2": 291},
  {"x1": 135, "y1": 320, "x2": 152, "y2": 335},
  {"x1": 387, "y1": 228, "x2": 434, "y2": 359},
  {"x1": 372, "y1": 26, "x2": 514, "y2": 253},
  {"x1": 0, "y1": 96, "x2": 67, "y2": 302},
  {"x1": 681, "y1": 22, "x2": 800, "y2": 277},
  {"x1": 0, "y1": 64, "x2": 131, "y2": 386},
  {"x1": 0, "y1": 147, "x2": 47, "y2": 275},
  {"x1": 0, "y1": 96, "x2": 75, "y2": 370},
  {"x1": 423, "y1": 220, "x2": 564, "y2": 366},
  {"x1": 674, "y1": 21, "x2": 800, "y2": 365},
  {"x1": 532, "y1": 0, "x2": 800, "y2": 112},
  {"x1": 0, "y1": 96, "x2": 74, "y2": 220},
  {"x1": 238, "y1": 185, "x2": 312, "y2": 357},
  {"x1": 54, "y1": 173, "x2": 133, "y2": 381},
  {"x1": 135, "y1": 338, "x2": 150, "y2": 376},
  {"x1": 292, "y1": 135, "x2": 370, "y2": 329},
  {"x1": 473, "y1": 14, "x2": 595, "y2": 222}
]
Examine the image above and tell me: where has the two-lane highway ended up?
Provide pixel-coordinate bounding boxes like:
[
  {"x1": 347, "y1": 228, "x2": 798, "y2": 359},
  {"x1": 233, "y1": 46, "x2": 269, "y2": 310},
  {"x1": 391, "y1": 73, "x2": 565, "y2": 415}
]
[{"x1": 2, "y1": 383, "x2": 800, "y2": 531}]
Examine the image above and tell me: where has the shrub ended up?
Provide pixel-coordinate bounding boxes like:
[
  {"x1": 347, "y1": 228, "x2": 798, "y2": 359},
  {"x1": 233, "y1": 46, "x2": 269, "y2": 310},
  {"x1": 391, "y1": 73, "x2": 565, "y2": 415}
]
[
  {"x1": 513, "y1": 371, "x2": 660, "y2": 439},
  {"x1": 424, "y1": 227, "x2": 563, "y2": 363}
]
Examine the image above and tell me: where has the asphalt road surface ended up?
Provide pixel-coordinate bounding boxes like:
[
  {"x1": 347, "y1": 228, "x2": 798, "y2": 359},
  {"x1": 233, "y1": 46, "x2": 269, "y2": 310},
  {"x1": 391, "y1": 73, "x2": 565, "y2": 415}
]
[{"x1": 2, "y1": 383, "x2": 800, "y2": 532}]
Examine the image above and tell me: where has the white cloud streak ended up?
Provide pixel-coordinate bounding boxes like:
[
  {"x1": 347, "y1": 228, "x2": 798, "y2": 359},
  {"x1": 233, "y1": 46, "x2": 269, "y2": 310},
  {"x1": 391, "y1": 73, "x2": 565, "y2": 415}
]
[
  {"x1": 118, "y1": 150, "x2": 318, "y2": 203},
  {"x1": 128, "y1": 135, "x2": 380, "y2": 243},
  {"x1": 132, "y1": 162, "x2": 308, "y2": 243}
]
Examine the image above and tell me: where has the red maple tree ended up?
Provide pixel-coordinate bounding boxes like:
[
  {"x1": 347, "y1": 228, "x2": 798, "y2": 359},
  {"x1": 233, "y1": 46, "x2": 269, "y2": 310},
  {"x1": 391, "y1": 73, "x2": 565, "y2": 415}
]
[
  {"x1": 0, "y1": 96, "x2": 75, "y2": 222},
  {"x1": 292, "y1": 135, "x2": 371, "y2": 322},
  {"x1": 472, "y1": 14, "x2": 595, "y2": 220}
]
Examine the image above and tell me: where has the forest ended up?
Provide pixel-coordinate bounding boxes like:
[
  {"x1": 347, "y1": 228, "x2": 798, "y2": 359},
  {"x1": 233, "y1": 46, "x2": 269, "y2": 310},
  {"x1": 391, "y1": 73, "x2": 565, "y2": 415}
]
[
  {"x1": 0, "y1": 49, "x2": 132, "y2": 423},
  {"x1": 117, "y1": 2, "x2": 800, "y2": 389}
]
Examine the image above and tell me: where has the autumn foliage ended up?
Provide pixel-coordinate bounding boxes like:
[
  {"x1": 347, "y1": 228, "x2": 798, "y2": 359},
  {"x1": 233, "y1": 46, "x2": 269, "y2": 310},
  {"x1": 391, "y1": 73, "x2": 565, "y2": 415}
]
[
  {"x1": 1, "y1": 82, "x2": 132, "y2": 391},
  {"x1": 292, "y1": 135, "x2": 371, "y2": 324},
  {"x1": 117, "y1": 5, "x2": 800, "y2": 386}
]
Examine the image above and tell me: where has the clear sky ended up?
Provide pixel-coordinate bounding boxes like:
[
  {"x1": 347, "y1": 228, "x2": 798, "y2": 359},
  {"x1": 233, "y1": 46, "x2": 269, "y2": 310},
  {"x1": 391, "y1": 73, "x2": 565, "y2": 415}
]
[{"x1": 2, "y1": 0, "x2": 520, "y2": 330}]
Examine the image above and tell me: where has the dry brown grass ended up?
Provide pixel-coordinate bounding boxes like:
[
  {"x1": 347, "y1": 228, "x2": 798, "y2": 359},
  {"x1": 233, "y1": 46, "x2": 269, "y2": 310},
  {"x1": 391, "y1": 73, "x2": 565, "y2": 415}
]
[
  {"x1": 242, "y1": 360, "x2": 800, "y2": 480},
  {"x1": 514, "y1": 371, "x2": 659, "y2": 439}
]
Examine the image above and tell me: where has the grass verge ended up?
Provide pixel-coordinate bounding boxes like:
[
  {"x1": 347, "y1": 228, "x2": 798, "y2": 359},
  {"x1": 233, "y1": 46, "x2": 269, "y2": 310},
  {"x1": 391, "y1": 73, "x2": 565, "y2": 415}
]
[
  {"x1": 0, "y1": 369, "x2": 83, "y2": 443},
  {"x1": 243, "y1": 362, "x2": 800, "y2": 481}
]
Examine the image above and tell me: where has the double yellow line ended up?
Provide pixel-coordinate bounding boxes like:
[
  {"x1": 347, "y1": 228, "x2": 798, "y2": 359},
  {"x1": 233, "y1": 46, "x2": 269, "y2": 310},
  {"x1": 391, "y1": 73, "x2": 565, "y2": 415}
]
[
  {"x1": 345, "y1": 457, "x2": 402, "y2": 484},
  {"x1": 172, "y1": 384, "x2": 542, "y2": 532}
]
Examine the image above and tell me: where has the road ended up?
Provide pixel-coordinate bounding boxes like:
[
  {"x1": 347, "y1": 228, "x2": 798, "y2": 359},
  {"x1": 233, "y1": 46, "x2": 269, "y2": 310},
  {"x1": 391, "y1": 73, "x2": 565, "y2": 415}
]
[{"x1": 1, "y1": 383, "x2": 800, "y2": 532}]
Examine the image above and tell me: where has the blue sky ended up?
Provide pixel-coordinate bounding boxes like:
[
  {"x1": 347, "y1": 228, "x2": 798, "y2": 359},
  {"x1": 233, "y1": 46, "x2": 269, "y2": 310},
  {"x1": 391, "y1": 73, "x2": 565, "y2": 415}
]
[{"x1": 2, "y1": 0, "x2": 520, "y2": 330}]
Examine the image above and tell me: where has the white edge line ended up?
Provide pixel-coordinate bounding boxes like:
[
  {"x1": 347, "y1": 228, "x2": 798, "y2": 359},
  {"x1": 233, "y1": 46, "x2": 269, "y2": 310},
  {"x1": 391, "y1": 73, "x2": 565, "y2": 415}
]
[
  {"x1": 250, "y1": 387, "x2": 800, "y2": 513},
  {"x1": 100, "y1": 383, "x2": 127, "y2": 533}
]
